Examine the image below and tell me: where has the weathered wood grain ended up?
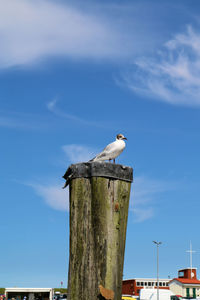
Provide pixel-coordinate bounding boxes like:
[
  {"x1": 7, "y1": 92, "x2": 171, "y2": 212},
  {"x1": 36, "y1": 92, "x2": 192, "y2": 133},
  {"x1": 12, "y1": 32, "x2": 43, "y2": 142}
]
[{"x1": 66, "y1": 164, "x2": 132, "y2": 300}]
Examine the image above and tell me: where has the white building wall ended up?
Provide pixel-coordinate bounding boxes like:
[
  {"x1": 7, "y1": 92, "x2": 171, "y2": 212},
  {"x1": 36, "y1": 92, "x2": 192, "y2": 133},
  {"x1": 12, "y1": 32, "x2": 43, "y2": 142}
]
[
  {"x1": 183, "y1": 286, "x2": 200, "y2": 298},
  {"x1": 169, "y1": 282, "x2": 183, "y2": 296},
  {"x1": 169, "y1": 282, "x2": 200, "y2": 298}
]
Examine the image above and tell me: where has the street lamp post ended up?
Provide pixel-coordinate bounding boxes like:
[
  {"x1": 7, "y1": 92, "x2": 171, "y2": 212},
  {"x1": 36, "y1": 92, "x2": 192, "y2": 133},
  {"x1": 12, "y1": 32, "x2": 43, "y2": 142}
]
[{"x1": 153, "y1": 241, "x2": 162, "y2": 300}]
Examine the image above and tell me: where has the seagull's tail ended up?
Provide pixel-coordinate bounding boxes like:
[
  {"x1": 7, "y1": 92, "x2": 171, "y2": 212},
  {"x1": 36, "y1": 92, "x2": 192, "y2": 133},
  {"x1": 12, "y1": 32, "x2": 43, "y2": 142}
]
[
  {"x1": 88, "y1": 157, "x2": 96, "y2": 162},
  {"x1": 89, "y1": 152, "x2": 106, "y2": 162}
]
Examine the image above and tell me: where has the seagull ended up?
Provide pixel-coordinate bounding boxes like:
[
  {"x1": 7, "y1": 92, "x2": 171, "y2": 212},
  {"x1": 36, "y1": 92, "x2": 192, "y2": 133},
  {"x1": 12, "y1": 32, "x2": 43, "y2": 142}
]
[{"x1": 89, "y1": 133, "x2": 127, "y2": 163}]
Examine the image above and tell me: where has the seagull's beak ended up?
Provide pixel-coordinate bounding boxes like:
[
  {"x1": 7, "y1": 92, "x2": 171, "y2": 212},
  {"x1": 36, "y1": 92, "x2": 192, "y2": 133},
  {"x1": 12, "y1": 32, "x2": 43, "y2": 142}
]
[{"x1": 123, "y1": 137, "x2": 127, "y2": 140}]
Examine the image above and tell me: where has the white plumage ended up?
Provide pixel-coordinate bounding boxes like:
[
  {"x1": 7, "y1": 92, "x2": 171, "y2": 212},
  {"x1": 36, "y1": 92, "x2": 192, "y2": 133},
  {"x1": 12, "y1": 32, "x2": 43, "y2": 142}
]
[{"x1": 89, "y1": 133, "x2": 127, "y2": 163}]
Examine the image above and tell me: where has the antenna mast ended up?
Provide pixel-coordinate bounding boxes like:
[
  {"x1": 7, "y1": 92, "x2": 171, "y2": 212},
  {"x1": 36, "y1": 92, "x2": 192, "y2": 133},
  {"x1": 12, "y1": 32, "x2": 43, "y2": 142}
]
[{"x1": 186, "y1": 241, "x2": 196, "y2": 278}]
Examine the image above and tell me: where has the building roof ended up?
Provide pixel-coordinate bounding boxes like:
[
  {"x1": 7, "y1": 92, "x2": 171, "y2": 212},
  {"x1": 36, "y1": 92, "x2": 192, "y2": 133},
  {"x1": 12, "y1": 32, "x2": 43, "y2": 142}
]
[
  {"x1": 123, "y1": 278, "x2": 169, "y2": 282},
  {"x1": 179, "y1": 268, "x2": 197, "y2": 271},
  {"x1": 5, "y1": 288, "x2": 53, "y2": 292},
  {"x1": 170, "y1": 278, "x2": 200, "y2": 285}
]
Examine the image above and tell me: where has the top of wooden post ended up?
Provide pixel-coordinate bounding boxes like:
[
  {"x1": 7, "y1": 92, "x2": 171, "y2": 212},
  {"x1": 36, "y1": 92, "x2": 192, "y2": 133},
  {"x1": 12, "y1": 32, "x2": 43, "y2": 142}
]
[{"x1": 63, "y1": 162, "x2": 133, "y2": 188}]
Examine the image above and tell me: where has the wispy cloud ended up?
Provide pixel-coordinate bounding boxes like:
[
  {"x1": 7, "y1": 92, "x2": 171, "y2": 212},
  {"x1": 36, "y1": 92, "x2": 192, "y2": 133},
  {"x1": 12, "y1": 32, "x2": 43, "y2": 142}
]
[
  {"x1": 0, "y1": 110, "x2": 48, "y2": 130},
  {"x1": 23, "y1": 145, "x2": 173, "y2": 214},
  {"x1": 47, "y1": 99, "x2": 84, "y2": 123},
  {"x1": 25, "y1": 174, "x2": 171, "y2": 215},
  {"x1": 132, "y1": 207, "x2": 154, "y2": 223},
  {"x1": 0, "y1": 0, "x2": 175, "y2": 69},
  {"x1": 0, "y1": 99, "x2": 108, "y2": 130},
  {"x1": 21, "y1": 144, "x2": 97, "y2": 210},
  {"x1": 122, "y1": 25, "x2": 200, "y2": 107},
  {"x1": 28, "y1": 183, "x2": 69, "y2": 211},
  {"x1": 131, "y1": 176, "x2": 170, "y2": 222},
  {"x1": 62, "y1": 144, "x2": 96, "y2": 163},
  {"x1": 47, "y1": 99, "x2": 110, "y2": 128},
  {"x1": 0, "y1": 115, "x2": 26, "y2": 129},
  {"x1": 0, "y1": 0, "x2": 137, "y2": 69}
]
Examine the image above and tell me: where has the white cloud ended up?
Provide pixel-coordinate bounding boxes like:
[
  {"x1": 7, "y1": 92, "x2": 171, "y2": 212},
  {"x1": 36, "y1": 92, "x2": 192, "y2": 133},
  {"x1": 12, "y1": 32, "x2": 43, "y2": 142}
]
[
  {"x1": 122, "y1": 25, "x2": 200, "y2": 107},
  {"x1": 0, "y1": 0, "x2": 135, "y2": 68},
  {"x1": 29, "y1": 183, "x2": 69, "y2": 211},
  {"x1": 25, "y1": 175, "x2": 171, "y2": 216},
  {"x1": 62, "y1": 144, "x2": 96, "y2": 163},
  {"x1": 131, "y1": 176, "x2": 170, "y2": 222}
]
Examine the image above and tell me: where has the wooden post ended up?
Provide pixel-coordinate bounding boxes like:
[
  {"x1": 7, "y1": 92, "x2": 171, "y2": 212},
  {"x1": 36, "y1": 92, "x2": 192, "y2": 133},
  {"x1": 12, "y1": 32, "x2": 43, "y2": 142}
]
[{"x1": 63, "y1": 162, "x2": 133, "y2": 300}]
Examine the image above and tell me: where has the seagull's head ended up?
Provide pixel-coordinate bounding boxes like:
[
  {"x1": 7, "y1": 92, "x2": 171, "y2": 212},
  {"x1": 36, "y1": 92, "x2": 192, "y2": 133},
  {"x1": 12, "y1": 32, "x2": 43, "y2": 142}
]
[{"x1": 116, "y1": 133, "x2": 127, "y2": 140}]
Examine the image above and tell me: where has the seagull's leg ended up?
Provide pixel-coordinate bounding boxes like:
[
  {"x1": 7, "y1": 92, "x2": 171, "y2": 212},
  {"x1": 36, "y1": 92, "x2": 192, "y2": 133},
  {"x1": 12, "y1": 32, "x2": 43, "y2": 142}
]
[
  {"x1": 113, "y1": 159, "x2": 115, "y2": 164},
  {"x1": 109, "y1": 159, "x2": 111, "y2": 163}
]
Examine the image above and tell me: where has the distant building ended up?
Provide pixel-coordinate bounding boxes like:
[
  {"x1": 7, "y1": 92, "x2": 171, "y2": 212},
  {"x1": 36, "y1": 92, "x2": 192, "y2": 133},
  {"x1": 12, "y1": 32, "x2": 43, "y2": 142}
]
[
  {"x1": 169, "y1": 268, "x2": 200, "y2": 298},
  {"x1": 122, "y1": 278, "x2": 170, "y2": 296}
]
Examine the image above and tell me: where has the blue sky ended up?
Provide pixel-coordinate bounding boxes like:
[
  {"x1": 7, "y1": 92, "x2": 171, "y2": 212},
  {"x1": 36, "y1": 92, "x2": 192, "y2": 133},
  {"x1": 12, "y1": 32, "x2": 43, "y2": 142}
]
[{"x1": 1, "y1": 0, "x2": 200, "y2": 288}]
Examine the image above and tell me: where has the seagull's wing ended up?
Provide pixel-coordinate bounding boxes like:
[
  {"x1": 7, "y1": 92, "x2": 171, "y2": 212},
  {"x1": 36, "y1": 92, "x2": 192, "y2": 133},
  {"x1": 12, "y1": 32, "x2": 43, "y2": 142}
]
[
  {"x1": 92, "y1": 151, "x2": 107, "y2": 160},
  {"x1": 89, "y1": 141, "x2": 116, "y2": 161},
  {"x1": 103, "y1": 141, "x2": 116, "y2": 152}
]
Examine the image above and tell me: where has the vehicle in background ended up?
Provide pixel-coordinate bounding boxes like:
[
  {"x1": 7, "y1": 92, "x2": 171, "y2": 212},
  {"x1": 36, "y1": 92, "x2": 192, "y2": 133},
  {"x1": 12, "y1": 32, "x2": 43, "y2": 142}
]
[
  {"x1": 53, "y1": 292, "x2": 67, "y2": 300},
  {"x1": 140, "y1": 288, "x2": 174, "y2": 300},
  {"x1": 122, "y1": 295, "x2": 137, "y2": 300}
]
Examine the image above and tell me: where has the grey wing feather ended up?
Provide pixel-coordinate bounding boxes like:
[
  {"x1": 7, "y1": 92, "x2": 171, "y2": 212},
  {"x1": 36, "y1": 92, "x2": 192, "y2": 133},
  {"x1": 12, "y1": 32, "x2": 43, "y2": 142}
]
[
  {"x1": 89, "y1": 151, "x2": 106, "y2": 161},
  {"x1": 101, "y1": 141, "x2": 115, "y2": 153},
  {"x1": 95, "y1": 152, "x2": 107, "y2": 159},
  {"x1": 89, "y1": 141, "x2": 115, "y2": 162}
]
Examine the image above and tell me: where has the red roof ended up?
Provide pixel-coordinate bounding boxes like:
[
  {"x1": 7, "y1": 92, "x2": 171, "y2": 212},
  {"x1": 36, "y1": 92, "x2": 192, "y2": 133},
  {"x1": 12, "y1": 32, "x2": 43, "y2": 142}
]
[{"x1": 171, "y1": 278, "x2": 200, "y2": 285}]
